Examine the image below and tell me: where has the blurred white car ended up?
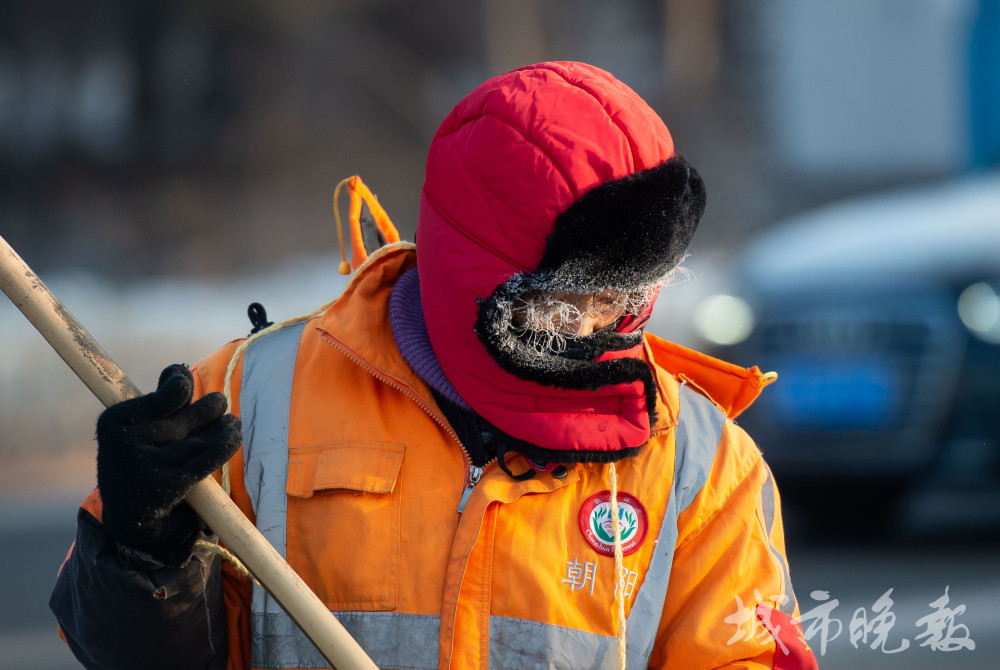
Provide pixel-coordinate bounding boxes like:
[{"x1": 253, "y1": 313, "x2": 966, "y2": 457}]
[{"x1": 697, "y1": 172, "x2": 1000, "y2": 527}]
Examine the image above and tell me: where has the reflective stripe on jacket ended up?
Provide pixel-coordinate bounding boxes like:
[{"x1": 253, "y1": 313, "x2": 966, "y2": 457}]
[{"x1": 190, "y1": 243, "x2": 811, "y2": 670}]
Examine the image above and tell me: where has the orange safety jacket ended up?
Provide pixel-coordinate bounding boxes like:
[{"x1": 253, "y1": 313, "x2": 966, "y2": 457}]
[
  {"x1": 176, "y1": 243, "x2": 814, "y2": 670},
  {"x1": 61, "y1": 242, "x2": 814, "y2": 669}
]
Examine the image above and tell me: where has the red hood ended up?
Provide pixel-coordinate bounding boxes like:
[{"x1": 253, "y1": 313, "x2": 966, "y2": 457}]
[{"x1": 416, "y1": 62, "x2": 685, "y2": 457}]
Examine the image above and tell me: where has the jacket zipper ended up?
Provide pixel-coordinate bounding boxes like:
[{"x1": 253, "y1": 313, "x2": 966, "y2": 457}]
[
  {"x1": 319, "y1": 330, "x2": 495, "y2": 512},
  {"x1": 456, "y1": 465, "x2": 483, "y2": 513}
]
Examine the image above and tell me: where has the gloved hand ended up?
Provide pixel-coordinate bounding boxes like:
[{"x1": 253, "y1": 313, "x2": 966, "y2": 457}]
[{"x1": 96, "y1": 364, "x2": 241, "y2": 566}]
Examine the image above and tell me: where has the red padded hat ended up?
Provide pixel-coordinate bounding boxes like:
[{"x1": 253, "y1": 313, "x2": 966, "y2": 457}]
[{"x1": 416, "y1": 62, "x2": 705, "y2": 461}]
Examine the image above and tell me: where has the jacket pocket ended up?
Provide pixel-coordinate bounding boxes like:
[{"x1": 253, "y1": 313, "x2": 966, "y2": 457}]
[{"x1": 285, "y1": 441, "x2": 404, "y2": 611}]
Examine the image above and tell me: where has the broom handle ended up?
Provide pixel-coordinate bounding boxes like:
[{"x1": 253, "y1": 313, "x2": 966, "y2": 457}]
[{"x1": 0, "y1": 234, "x2": 377, "y2": 670}]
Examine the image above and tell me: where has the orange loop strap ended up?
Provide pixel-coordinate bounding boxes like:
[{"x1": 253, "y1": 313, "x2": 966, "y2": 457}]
[{"x1": 332, "y1": 176, "x2": 400, "y2": 275}]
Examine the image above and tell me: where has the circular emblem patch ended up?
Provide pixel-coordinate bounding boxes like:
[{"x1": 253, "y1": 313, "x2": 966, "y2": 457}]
[{"x1": 578, "y1": 490, "x2": 648, "y2": 557}]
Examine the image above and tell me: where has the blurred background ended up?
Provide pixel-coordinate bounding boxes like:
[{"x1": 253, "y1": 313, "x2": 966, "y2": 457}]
[{"x1": 1, "y1": 0, "x2": 998, "y2": 667}]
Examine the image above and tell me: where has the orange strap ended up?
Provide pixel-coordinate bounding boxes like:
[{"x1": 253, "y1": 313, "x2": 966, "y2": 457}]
[{"x1": 333, "y1": 176, "x2": 401, "y2": 274}]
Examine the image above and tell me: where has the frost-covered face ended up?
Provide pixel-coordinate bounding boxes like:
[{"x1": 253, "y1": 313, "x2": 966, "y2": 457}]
[
  {"x1": 510, "y1": 286, "x2": 660, "y2": 358},
  {"x1": 516, "y1": 289, "x2": 629, "y2": 336}
]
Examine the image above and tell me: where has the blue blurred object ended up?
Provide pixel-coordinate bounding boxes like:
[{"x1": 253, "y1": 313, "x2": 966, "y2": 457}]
[
  {"x1": 769, "y1": 354, "x2": 900, "y2": 430},
  {"x1": 970, "y1": 0, "x2": 1000, "y2": 168}
]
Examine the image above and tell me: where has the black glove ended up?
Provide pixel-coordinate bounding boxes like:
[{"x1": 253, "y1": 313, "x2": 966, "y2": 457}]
[{"x1": 96, "y1": 364, "x2": 241, "y2": 566}]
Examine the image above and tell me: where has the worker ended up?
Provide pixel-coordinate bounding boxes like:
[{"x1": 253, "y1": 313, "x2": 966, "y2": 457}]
[{"x1": 51, "y1": 61, "x2": 818, "y2": 670}]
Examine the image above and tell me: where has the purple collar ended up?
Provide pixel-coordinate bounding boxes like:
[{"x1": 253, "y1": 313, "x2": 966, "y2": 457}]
[{"x1": 389, "y1": 268, "x2": 471, "y2": 410}]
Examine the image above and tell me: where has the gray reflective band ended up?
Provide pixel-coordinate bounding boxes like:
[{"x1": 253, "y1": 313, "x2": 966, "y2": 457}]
[
  {"x1": 240, "y1": 323, "x2": 306, "y2": 627},
  {"x1": 491, "y1": 386, "x2": 726, "y2": 670},
  {"x1": 240, "y1": 325, "x2": 443, "y2": 670},
  {"x1": 624, "y1": 384, "x2": 725, "y2": 662},
  {"x1": 253, "y1": 611, "x2": 441, "y2": 670},
  {"x1": 491, "y1": 616, "x2": 642, "y2": 670},
  {"x1": 671, "y1": 386, "x2": 726, "y2": 512},
  {"x1": 761, "y1": 465, "x2": 798, "y2": 616}
]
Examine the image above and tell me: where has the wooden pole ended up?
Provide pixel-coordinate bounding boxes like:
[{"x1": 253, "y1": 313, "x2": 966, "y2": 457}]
[{"x1": 0, "y1": 234, "x2": 378, "y2": 670}]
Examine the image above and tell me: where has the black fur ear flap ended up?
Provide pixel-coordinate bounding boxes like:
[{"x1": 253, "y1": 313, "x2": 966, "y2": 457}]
[{"x1": 535, "y1": 156, "x2": 705, "y2": 294}]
